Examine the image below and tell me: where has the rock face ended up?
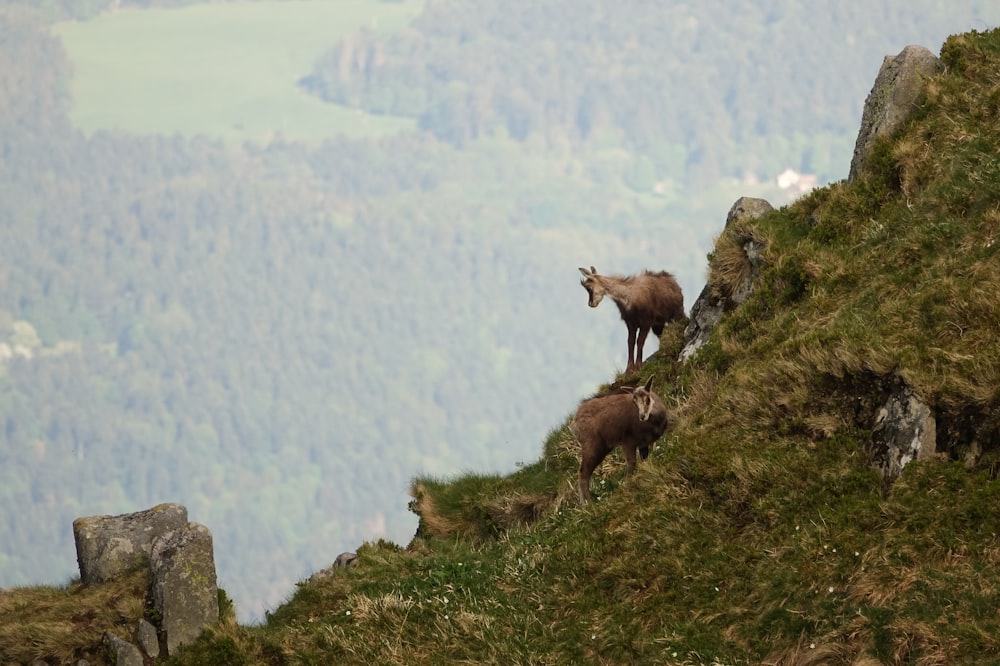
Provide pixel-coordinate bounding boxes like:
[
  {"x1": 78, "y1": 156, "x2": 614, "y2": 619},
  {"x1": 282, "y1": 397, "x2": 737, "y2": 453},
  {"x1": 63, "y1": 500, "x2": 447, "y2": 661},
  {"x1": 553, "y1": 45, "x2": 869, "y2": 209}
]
[
  {"x1": 848, "y1": 45, "x2": 943, "y2": 182},
  {"x1": 151, "y1": 523, "x2": 220, "y2": 656},
  {"x1": 871, "y1": 384, "x2": 937, "y2": 482},
  {"x1": 73, "y1": 503, "x2": 188, "y2": 583},
  {"x1": 678, "y1": 197, "x2": 774, "y2": 362}
]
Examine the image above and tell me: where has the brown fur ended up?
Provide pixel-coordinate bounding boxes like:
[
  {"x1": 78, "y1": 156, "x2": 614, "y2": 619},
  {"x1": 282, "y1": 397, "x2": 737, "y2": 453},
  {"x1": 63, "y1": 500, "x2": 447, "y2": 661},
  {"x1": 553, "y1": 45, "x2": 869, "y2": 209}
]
[
  {"x1": 579, "y1": 266, "x2": 684, "y2": 372},
  {"x1": 570, "y1": 376, "x2": 668, "y2": 503}
]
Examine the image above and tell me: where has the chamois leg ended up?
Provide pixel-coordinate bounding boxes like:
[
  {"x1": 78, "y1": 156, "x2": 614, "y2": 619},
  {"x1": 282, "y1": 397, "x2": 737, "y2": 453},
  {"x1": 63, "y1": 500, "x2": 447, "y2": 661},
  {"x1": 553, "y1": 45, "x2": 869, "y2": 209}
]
[
  {"x1": 634, "y1": 325, "x2": 650, "y2": 371},
  {"x1": 623, "y1": 443, "x2": 638, "y2": 477},
  {"x1": 626, "y1": 325, "x2": 638, "y2": 373},
  {"x1": 638, "y1": 445, "x2": 650, "y2": 462},
  {"x1": 578, "y1": 446, "x2": 607, "y2": 504}
]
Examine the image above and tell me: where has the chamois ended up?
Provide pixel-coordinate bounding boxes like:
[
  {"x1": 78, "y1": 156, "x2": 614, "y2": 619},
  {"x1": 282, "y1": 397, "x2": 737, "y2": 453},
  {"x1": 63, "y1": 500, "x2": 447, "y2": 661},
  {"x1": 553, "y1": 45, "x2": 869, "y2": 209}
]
[
  {"x1": 579, "y1": 266, "x2": 684, "y2": 373},
  {"x1": 571, "y1": 376, "x2": 668, "y2": 504}
]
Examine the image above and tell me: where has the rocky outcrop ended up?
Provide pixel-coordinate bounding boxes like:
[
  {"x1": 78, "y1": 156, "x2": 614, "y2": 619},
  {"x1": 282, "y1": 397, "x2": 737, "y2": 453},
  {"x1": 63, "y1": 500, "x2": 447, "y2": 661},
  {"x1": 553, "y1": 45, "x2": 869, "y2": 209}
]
[
  {"x1": 678, "y1": 197, "x2": 773, "y2": 362},
  {"x1": 72, "y1": 505, "x2": 219, "y2": 659},
  {"x1": 871, "y1": 384, "x2": 937, "y2": 483},
  {"x1": 151, "y1": 523, "x2": 220, "y2": 656},
  {"x1": 848, "y1": 45, "x2": 943, "y2": 182},
  {"x1": 73, "y1": 503, "x2": 188, "y2": 583}
]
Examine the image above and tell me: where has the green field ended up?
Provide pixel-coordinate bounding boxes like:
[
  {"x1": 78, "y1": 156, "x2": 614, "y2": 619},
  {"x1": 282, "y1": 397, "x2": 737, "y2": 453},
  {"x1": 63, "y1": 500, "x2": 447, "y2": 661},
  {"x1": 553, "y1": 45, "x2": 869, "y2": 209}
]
[{"x1": 53, "y1": 0, "x2": 422, "y2": 143}]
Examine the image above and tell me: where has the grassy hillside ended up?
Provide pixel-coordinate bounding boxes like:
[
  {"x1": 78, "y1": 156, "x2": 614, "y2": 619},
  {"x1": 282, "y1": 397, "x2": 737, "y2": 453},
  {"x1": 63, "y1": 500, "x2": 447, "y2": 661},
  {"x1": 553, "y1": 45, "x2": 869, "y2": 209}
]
[
  {"x1": 52, "y1": 0, "x2": 422, "y2": 143},
  {"x1": 171, "y1": 28, "x2": 998, "y2": 664},
  {"x1": 4, "y1": 25, "x2": 998, "y2": 665}
]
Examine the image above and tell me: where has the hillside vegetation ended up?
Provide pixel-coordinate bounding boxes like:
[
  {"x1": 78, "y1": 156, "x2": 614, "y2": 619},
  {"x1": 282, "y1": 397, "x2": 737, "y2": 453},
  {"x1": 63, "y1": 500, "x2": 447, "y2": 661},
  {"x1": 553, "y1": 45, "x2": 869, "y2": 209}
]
[
  {"x1": 151, "y1": 27, "x2": 1000, "y2": 664},
  {"x1": 3, "y1": 0, "x2": 1000, "y2": 632}
]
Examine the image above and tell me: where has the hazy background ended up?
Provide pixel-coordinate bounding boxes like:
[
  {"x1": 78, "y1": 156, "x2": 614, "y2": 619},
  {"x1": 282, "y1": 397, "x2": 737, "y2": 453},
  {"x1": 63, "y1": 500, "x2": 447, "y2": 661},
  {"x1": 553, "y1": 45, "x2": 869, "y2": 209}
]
[{"x1": 1, "y1": 0, "x2": 997, "y2": 622}]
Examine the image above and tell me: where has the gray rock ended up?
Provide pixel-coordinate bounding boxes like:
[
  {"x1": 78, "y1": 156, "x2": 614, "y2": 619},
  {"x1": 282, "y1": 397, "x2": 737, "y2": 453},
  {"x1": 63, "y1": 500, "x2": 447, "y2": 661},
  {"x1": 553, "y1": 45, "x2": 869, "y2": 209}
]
[
  {"x1": 73, "y1": 503, "x2": 188, "y2": 583},
  {"x1": 309, "y1": 551, "x2": 360, "y2": 583},
  {"x1": 103, "y1": 632, "x2": 144, "y2": 666},
  {"x1": 334, "y1": 551, "x2": 359, "y2": 568},
  {"x1": 308, "y1": 568, "x2": 334, "y2": 583},
  {"x1": 678, "y1": 284, "x2": 724, "y2": 363},
  {"x1": 871, "y1": 384, "x2": 936, "y2": 482},
  {"x1": 848, "y1": 45, "x2": 943, "y2": 182},
  {"x1": 136, "y1": 618, "x2": 160, "y2": 659},
  {"x1": 678, "y1": 197, "x2": 774, "y2": 362},
  {"x1": 151, "y1": 523, "x2": 220, "y2": 655}
]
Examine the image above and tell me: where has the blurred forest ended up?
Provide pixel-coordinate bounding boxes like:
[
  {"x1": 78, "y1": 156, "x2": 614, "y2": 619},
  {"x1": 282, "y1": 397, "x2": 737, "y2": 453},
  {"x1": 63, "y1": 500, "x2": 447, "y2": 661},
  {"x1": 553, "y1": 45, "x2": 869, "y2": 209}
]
[{"x1": 1, "y1": 0, "x2": 998, "y2": 621}]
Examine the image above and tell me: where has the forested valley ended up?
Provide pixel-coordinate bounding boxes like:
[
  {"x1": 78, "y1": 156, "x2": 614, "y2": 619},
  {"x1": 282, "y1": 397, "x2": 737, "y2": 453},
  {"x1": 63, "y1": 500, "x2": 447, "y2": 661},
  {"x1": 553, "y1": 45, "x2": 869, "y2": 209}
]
[{"x1": 1, "y1": 0, "x2": 997, "y2": 621}]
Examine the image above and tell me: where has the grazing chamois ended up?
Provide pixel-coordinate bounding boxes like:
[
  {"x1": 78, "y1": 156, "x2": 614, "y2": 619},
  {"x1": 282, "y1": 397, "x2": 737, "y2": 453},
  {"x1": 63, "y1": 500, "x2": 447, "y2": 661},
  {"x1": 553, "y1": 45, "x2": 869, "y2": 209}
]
[
  {"x1": 578, "y1": 266, "x2": 684, "y2": 373},
  {"x1": 571, "y1": 376, "x2": 668, "y2": 504}
]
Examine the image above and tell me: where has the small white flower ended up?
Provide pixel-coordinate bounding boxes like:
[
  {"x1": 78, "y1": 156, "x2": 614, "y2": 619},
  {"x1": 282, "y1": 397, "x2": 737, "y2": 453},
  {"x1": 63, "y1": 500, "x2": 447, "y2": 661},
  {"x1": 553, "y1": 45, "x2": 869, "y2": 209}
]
[
  {"x1": 714, "y1": 586, "x2": 719, "y2": 592},
  {"x1": 855, "y1": 551, "x2": 860, "y2": 557},
  {"x1": 345, "y1": 610, "x2": 351, "y2": 616},
  {"x1": 591, "y1": 634, "x2": 596, "y2": 640},
  {"x1": 828, "y1": 586, "x2": 835, "y2": 593},
  {"x1": 443, "y1": 597, "x2": 449, "y2": 604},
  {"x1": 444, "y1": 614, "x2": 449, "y2": 620},
  {"x1": 810, "y1": 643, "x2": 815, "y2": 649},
  {"x1": 832, "y1": 548, "x2": 837, "y2": 553}
]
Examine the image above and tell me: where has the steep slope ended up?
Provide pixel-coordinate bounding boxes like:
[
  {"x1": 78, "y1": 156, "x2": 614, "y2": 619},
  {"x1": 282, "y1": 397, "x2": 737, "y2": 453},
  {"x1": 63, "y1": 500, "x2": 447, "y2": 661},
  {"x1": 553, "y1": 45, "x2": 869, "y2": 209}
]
[
  {"x1": 159, "y1": 27, "x2": 1000, "y2": 664},
  {"x1": 3, "y1": 25, "x2": 1000, "y2": 666}
]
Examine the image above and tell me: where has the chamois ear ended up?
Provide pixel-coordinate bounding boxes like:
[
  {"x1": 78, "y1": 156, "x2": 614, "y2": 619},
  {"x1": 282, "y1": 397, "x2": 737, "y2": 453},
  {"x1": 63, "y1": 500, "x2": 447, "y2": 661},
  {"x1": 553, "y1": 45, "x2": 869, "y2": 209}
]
[
  {"x1": 643, "y1": 376, "x2": 654, "y2": 391},
  {"x1": 590, "y1": 265, "x2": 598, "y2": 274},
  {"x1": 578, "y1": 266, "x2": 592, "y2": 278}
]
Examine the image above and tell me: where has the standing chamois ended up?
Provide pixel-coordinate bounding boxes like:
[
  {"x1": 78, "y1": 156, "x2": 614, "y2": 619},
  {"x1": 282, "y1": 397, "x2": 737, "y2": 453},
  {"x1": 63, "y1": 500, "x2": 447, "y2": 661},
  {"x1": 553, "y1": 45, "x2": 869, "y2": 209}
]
[
  {"x1": 578, "y1": 266, "x2": 684, "y2": 373},
  {"x1": 571, "y1": 376, "x2": 668, "y2": 503}
]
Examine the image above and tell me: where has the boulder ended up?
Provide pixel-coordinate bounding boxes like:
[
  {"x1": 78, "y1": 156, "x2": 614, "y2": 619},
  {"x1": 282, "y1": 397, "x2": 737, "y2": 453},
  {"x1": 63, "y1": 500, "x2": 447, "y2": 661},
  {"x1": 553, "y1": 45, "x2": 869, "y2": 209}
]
[
  {"x1": 103, "y1": 632, "x2": 144, "y2": 666},
  {"x1": 73, "y1": 503, "x2": 188, "y2": 583},
  {"x1": 848, "y1": 45, "x2": 943, "y2": 182},
  {"x1": 871, "y1": 384, "x2": 937, "y2": 482},
  {"x1": 678, "y1": 197, "x2": 773, "y2": 362},
  {"x1": 150, "y1": 523, "x2": 220, "y2": 655},
  {"x1": 334, "y1": 551, "x2": 359, "y2": 568},
  {"x1": 136, "y1": 618, "x2": 160, "y2": 659},
  {"x1": 308, "y1": 551, "x2": 360, "y2": 583}
]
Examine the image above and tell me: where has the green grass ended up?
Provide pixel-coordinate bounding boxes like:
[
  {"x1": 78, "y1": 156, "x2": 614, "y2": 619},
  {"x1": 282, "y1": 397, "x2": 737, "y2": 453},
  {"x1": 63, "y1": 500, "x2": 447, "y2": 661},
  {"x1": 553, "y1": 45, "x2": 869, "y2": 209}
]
[
  {"x1": 52, "y1": 0, "x2": 422, "y2": 143},
  {"x1": 8, "y1": 24, "x2": 1000, "y2": 666}
]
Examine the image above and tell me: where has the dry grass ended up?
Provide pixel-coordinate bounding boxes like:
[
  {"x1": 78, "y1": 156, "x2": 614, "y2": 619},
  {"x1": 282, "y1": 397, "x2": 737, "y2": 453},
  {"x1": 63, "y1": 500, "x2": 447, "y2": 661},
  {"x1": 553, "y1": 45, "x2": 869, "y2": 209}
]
[
  {"x1": 708, "y1": 226, "x2": 757, "y2": 300},
  {"x1": 0, "y1": 568, "x2": 148, "y2": 664},
  {"x1": 409, "y1": 480, "x2": 476, "y2": 540}
]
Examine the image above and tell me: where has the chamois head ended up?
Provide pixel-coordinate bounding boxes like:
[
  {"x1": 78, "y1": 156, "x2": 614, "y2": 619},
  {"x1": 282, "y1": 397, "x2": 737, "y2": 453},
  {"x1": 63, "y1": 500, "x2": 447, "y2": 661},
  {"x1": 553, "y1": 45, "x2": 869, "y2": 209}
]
[
  {"x1": 578, "y1": 265, "x2": 605, "y2": 308},
  {"x1": 625, "y1": 376, "x2": 657, "y2": 421}
]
